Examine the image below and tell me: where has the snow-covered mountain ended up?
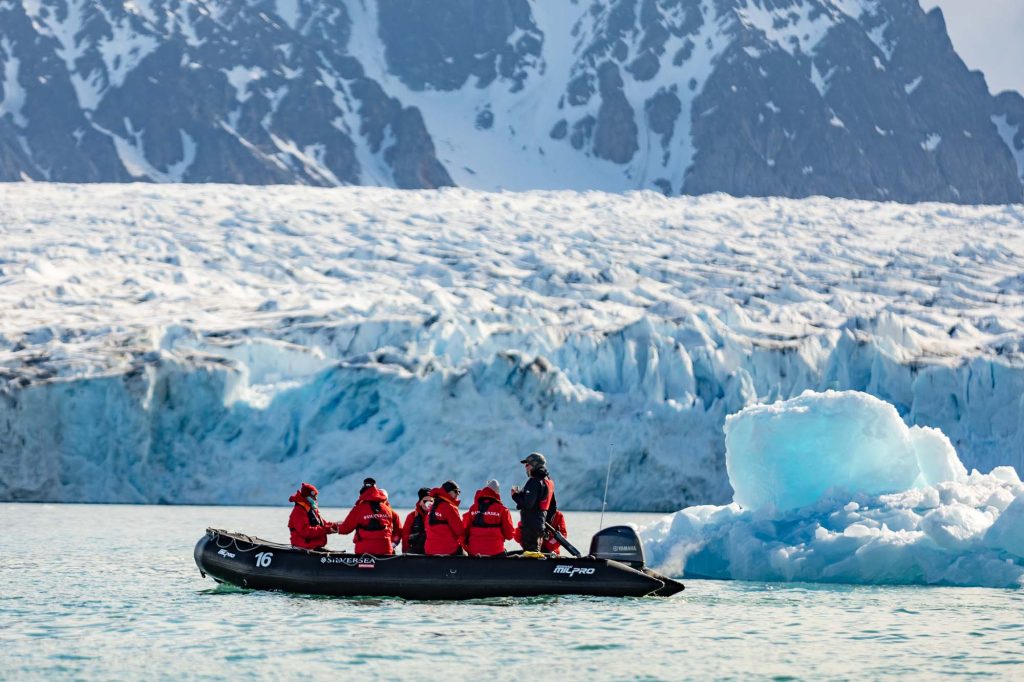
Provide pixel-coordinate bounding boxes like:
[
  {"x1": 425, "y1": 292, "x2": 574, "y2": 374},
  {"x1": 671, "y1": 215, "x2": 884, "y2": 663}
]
[
  {"x1": 0, "y1": 0, "x2": 1021, "y2": 203},
  {"x1": 2, "y1": 183, "x2": 1023, "y2": 508}
]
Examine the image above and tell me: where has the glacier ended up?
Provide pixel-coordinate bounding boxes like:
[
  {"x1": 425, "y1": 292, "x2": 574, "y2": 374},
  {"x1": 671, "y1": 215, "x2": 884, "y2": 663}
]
[
  {"x1": 642, "y1": 391, "x2": 1024, "y2": 588},
  {"x1": 0, "y1": 184, "x2": 1023, "y2": 509}
]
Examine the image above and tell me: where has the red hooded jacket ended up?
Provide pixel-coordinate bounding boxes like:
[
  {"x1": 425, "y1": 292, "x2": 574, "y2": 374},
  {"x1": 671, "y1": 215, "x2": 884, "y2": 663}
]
[
  {"x1": 337, "y1": 486, "x2": 402, "y2": 555},
  {"x1": 514, "y1": 510, "x2": 568, "y2": 554},
  {"x1": 288, "y1": 486, "x2": 335, "y2": 550},
  {"x1": 424, "y1": 488, "x2": 465, "y2": 555},
  {"x1": 462, "y1": 487, "x2": 515, "y2": 556},
  {"x1": 402, "y1": 502, "x2": 431, "y2": 554}
]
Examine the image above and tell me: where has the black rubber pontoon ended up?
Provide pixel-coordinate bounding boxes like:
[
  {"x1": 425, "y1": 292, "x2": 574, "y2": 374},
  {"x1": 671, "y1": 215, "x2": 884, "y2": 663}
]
[{"x1": 194, "y1": 527, "x2": 684, "y2": 600}]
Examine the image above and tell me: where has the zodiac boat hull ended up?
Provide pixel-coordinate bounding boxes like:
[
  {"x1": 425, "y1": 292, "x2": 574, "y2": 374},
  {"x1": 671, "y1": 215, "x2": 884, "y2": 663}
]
[{"x1": 194, "y1": 529, "x2": 684, "y2": 600}]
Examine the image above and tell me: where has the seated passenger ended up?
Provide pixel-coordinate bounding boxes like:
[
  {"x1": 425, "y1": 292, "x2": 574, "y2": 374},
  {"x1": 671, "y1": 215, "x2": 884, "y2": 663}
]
[
  {"x1": 402, "y1": 487, "x2": 433, "y2": 554},
  {"x1": 288, "y1": 482, "x2": 338, "y2": 550},
  {"x1": 462, "y1": 479, "x2": 514, "y2": 556},
  {"x1": 337, "y1": 478, "x2": 402, "y2": 555},
  {"x1": 544, "y1": 509, "x2": 569, "y2": 555},
  {"x1": 424, "y1": 480, "x2": 465, "y2": 556},
  {"x1": 513, "y1": 509, "x2": 568, "y2": 555}
]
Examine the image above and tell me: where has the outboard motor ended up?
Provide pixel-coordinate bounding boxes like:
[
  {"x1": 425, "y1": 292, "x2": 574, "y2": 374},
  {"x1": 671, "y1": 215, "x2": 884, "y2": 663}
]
[{"x1": 589, "y1": 526, "x2": 645, "y2": 569}]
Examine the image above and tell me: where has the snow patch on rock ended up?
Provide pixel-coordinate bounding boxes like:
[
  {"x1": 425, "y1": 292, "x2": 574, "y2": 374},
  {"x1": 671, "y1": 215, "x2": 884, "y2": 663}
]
[
  {"x1": 0, "y1": 36, "x2": 27, "y2": 126},
  {"x1": 994, "y1": 114, "x2": 1024, "y2": 183}
]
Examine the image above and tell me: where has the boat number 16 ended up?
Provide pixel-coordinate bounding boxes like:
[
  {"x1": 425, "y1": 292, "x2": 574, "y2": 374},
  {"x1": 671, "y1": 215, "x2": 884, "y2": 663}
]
[{"x1": 255, "y1": 552, "x2": 273, "y2": 568}]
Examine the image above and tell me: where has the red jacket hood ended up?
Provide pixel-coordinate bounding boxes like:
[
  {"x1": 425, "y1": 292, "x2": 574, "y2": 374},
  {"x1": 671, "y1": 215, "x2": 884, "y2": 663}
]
[
  {"x1": 357, "y1": 486, "x2": 389, "y2": 503},
  {"x1": 430, "y1": 487, "x2": 460, "y2": 507},
  {"x1": 289, "y1": 482, "x2": 319, "y2": 505},
  {"x1": 472, "y1": 487, "x2": 502, "y2": 505}
]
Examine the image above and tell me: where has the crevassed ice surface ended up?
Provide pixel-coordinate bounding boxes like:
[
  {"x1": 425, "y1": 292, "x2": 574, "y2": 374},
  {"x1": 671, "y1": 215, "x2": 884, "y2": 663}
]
[
  {"x1": 1, "y1": 184, "x2": 1023, "y2": 509},
  {"x1": 643, "y1": 390, "x2": 1024, "y2": 588}
]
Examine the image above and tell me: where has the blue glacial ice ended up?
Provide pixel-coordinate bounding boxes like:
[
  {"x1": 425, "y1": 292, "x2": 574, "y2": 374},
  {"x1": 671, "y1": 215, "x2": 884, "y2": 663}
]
[
  {"x1": 642, "y1": 391, "x2": 1024, "y2": 587},
  {"x1": 2, "y1": 185, "x2": 1024, "y2": 509},
  {"x1": 726, "y1": 391, "x2": 968, "y2": 511}
]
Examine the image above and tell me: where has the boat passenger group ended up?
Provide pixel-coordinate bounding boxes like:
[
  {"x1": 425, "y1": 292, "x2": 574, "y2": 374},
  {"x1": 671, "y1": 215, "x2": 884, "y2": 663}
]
[{"x1": 287, "y1": 452, "x2": 569, "y2": 556}]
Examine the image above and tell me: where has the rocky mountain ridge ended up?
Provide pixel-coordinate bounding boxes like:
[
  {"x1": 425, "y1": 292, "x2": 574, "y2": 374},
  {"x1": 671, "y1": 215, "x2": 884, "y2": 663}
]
[{"x1": 0, "y1": 0, "x2": 1021, "y2": 203}]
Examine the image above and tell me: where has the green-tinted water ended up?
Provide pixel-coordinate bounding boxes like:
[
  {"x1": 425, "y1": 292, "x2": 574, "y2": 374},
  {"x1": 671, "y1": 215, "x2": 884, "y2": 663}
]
[{"x1": 1, "y1": 504, "x2": 1021, "y2": 680}]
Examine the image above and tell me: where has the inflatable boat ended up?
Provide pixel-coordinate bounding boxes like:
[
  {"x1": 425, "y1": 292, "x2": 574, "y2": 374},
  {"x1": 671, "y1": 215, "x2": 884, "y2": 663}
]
[{"x1": 194, "y1": 525, "x2": 684, "y2": 599}]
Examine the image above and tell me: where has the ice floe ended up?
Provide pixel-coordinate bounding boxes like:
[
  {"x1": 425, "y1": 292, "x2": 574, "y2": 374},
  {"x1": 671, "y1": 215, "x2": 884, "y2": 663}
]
[{"x1": 643, "y1": 391, "x2": 1024, "y2": 587}]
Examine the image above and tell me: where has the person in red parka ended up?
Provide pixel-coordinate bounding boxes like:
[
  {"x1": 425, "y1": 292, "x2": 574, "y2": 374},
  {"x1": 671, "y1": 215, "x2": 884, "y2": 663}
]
[
  {"x1": 462, "y1": 479, "x2": 515, "y2": 556},
  {"x1": 402, "y1": 487, "x2": 433, "y2": 554},
  {"x1": 514, "y1": 509, "x2": 569, "y2": 554},
  {"x1": 337, "y1": 478, "x2": 403, "y2": 555},
  {"x1": 424, "y1": 480, "x2": 465, "y2": 556},
  {"x1": 288, "y1": 482, "x2": 339, "y2": 550}
]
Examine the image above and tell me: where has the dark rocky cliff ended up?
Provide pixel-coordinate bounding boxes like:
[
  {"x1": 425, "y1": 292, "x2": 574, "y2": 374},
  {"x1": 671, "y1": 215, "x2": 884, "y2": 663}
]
[{"x1": 0, "y1": 0, "x2": 1020, "y2": 203}]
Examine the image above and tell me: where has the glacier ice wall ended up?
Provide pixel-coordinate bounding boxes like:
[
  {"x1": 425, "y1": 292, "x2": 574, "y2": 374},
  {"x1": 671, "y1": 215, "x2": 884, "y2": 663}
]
[
  {"x1": 642, "y1": 391, "x2": 1024, "y2": 588},
  {"x1": 1, "y1": 185, "x2": 1023, "y2": 508}
]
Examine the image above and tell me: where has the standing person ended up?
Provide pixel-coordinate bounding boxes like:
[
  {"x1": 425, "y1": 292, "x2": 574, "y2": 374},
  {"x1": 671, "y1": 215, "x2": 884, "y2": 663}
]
[
  {"x1": 511, "y1": 452, "x2": 557, "y2": 553},
  {"x1": 402, "y1": 487, "x2": 433, "y2": 554},
  {"x1": 287, "y1": 482, "x2": 339, "y2": 550},
  {"x1": 424, "y1": 480, "x2": 465, "y2": 556},
  {"x1": 462, "y1": 479, "x2": 515, "y2": 556},
  {"x1": 337, "y1": 478, "x2": 402, "y2": 555}
]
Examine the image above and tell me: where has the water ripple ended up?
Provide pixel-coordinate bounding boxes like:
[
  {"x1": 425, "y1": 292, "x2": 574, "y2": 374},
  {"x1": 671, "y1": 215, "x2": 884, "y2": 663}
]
[{"x1": 3, "y1": 504, "x2": 1023, "y2": 680}]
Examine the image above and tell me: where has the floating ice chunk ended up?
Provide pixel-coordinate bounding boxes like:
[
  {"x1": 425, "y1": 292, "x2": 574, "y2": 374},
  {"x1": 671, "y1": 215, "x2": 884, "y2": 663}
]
[
  {"x1": 920, "y1": 502, "x2": 993, "y2": 549},
  {"x1": 990, "y1": 466, "x2": 1022, "y2": 485},
  {"x1": 910, "y1": 425, "x2": 967, "y2": 487},
  {"x1": 984, "y1": 496, "x2": 1024, "y2": 558},
  {"x1": 724, "y1": 391, "x2": 962, "y2": 512},
  {"x1": 644, "y1": 391, "x2": 1024, "y2": 587}
]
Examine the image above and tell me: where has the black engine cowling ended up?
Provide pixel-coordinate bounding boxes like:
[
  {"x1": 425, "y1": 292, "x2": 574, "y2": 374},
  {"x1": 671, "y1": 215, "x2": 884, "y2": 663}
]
[{"x1": 589, "y1": 526, "x2": 645, "y2": 569}]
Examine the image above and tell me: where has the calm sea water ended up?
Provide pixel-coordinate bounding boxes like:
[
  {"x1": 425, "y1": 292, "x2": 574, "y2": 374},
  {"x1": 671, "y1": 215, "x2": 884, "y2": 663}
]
[{"x1": 1, "y1": 503, "x2": 1022, "y2": 680}]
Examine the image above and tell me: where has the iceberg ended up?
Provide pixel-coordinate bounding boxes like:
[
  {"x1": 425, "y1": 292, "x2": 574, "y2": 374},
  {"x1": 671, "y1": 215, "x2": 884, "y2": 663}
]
[
  {"x1": 725, "y1": 391, "x2": 967, "y2": 512},
  {"x1": 643, "y1": 391, "x2": 1024, "y2": 588}
]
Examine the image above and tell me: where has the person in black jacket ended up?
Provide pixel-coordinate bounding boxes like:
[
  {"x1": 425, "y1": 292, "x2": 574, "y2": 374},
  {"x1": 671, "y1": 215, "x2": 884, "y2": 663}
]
[
  {"x1": 402, "y1": 487, "x2": 432, "y2": 553},
  {"x1": 510, "y1": 452, "x2": 557, "y2": 552}
]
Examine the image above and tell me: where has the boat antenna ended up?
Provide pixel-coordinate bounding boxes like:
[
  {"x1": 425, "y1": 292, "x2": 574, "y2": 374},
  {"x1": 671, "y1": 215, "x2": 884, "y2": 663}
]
[{"x1": 598, "y1": 441, "x2": 613, "y2": 530}]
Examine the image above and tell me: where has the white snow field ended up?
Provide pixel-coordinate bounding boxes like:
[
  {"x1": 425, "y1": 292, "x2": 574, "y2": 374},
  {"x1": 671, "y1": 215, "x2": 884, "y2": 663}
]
[
  {"x1": 0, "y1": 184, "x2": 1023, "y2": 510},
  {"x1": 642, "y1": 391, "x2": 1024, "y2": 587}
]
